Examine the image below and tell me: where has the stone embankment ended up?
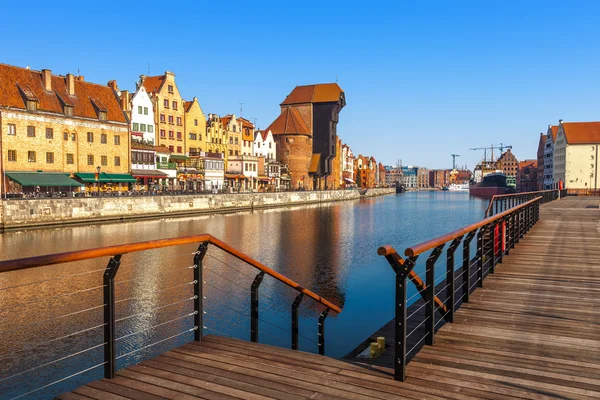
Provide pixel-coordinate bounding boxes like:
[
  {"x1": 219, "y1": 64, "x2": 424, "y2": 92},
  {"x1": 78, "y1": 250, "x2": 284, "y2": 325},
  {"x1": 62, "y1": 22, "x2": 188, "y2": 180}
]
[{"x1": 0, "y1": 188, "x2": 395, "y2": 232}]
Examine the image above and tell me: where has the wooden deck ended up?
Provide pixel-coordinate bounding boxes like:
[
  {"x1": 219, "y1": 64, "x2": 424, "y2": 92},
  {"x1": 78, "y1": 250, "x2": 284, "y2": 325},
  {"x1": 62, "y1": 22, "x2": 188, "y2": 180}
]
[{"x1": 61, "y1": 197, "x2": 600, "y2": 399}]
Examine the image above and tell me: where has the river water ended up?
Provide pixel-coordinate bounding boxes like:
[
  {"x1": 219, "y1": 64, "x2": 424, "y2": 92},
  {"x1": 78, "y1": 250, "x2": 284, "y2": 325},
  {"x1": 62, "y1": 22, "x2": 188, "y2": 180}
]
[{"x1": 0, "y1": 191, "x2": 487, "y2": 399}]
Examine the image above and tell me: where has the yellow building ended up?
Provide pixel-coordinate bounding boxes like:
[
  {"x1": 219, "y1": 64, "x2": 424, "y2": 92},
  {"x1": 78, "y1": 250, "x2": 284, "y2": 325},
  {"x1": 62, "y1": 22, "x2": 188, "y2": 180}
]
[
  {"x1": 221, "y1": 114, "x2": 242, "y2": 158},
  {"x1": 142, "y1": 71, "x2": 186, "y2": 156},
  {"x1": 553, "y1": 120, "x2": 600, "y2": 190},
  {"x1": 205, "y1": 114, "x2": 228, "y2": 161},
  {"x1": 0, "y1": 64, "x2": 131, "y2": 195},
  {"x1": 184, "y1": 97, "x2": 205, "y2": 156},
  {"x1": 238, "y1": 117, "x2": 255, "y2": 156}
]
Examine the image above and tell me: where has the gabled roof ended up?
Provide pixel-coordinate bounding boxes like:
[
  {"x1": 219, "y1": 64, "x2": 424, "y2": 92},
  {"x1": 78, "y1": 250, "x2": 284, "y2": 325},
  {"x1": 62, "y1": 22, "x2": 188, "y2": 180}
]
[
  {"x1": 184, "y1": 100, "x2": 193, "y2": 112},
  {"x1": 561, "y1": 122, "x2": 600, "y2": 144},
  {"x1": 281, "y1": 83, "x2": 344, "y2": 105},
  {"x1": 238, "y1": 116, "x2": 254, "y2": 129},
  {"x1": 154, "y1": 145, "x2": 171, "y2": 154},
  {"x1": 142, "y1": 75, "x2": 164, "y2": 94},
  {"x1": 0, "y1": 63, "x2": 126, "y2": 123},
  {"x1": 221, "y1": 115, "x2": 233, "y2": 127},
  {"x1": 266, "y1": 107, "x2": 311, "y2": 136},
  {"x1": 548, "y1": 125, "x2": 558, "y2": 141},
  {"x1": 255, "y1": 129, "x2": 271, "y2": 142}
]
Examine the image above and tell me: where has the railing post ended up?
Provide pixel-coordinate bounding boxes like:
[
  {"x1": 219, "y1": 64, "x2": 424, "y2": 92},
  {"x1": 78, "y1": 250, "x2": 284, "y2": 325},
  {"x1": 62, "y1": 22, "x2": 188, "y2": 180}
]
[
  {"x1": 499, "y1": 218, "x2": 505, "y2": 262},
  {"x1": 103, "y1": 254, "x2": 122, "y2": 379},
  {"x1": 318, "y1": 308, "x2": 330, "y2": 355},
  {"x1": 490, "y1": 222, "x2": 497, "y2": 274},
  {"x1": 193, "y1": 242, "x2": 208, "y2": 342},
  {"x1": 250, "y1": 271, "x2": 265, "y2": 343},
  {"x1": 477, "y1": 227, "x2": 484, "y2": 288},
  {"x1": 425, "y1": 246, "x2": 443, "y2": 345},
  {"x1": 462, "y1": 231, "x2": 476, "y2": 303},
  {"x1": 445, "y1": 237, "x2": 462, "y2": 323},
  {"x1": 291, "y1": 293, "x2": 304, "y2": 350}
]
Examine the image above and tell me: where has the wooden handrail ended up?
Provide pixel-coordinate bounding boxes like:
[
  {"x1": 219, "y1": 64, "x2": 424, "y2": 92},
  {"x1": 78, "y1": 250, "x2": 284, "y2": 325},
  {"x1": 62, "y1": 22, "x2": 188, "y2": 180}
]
[
  {"x1": 484, "y1": 190, "x2": 556, "y2": 217},
  {"x1": 405, "y1": 196, "x2": 541, "y2": 257},
  {"x1": 0, "y1": 234, "x2": 342, "y2": 313}
]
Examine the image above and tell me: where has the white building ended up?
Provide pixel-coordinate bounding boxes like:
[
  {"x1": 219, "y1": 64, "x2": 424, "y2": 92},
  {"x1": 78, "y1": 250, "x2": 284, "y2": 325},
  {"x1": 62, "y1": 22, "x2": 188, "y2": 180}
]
[
  {"x1": 203, "y1": 152, "x2": 225, "y2": 191},
  {"x1": 553, "y1": 121, "x2": 600, "y2": 190},
  {"x1": 543, "y1": 124, "x2": 558, "y2": 189},
  {"x1": 254, "y1": 130, "x2": 277, "y2": 160},
  {"x1": 130, "y1": 83, "x2": 155, "y2": 144},
  {"x1": 341, "y1": 143, "x2": 355, "y2": 185},
  {"x1": 227, "y1": 155, "x2": 258, "y2": 191}
]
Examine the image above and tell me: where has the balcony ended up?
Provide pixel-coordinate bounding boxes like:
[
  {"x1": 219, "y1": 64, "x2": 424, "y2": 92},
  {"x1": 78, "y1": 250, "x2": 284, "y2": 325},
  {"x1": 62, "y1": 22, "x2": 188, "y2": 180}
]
[{"x1": 157, "y1": 162, "x2": 176, "y2": 169}]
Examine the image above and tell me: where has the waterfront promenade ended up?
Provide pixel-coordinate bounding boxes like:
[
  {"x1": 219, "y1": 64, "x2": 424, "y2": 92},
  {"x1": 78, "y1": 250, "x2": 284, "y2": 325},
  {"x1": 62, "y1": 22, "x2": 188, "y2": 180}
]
[{"x1": 57, "y1": 195, "x2": 600, "y2": 399}]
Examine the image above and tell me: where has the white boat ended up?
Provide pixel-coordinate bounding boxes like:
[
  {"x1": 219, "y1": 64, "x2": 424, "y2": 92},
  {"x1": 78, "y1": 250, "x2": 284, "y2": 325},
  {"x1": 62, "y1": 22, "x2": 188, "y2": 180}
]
[{"x1": 448, "y1": 183, "x2": 469, "y2": 191}]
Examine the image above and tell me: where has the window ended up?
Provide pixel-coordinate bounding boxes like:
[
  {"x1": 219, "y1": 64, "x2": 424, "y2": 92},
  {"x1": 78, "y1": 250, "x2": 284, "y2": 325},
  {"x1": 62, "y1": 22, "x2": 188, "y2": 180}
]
[
  {"x1": 176, "y1": 117, "x2": 181, "y2": 125},
  {"x1": 114, "y1": 156, "x2": 121, "y2": 166},
  {"x1": 101, "y1": 155, "x2": 107, "y2": 166},
  {"x1": 229, "y1": 150, "x2": 233, "y2": 156},
  {"x1": 140, "y1": 123, "x2": 146, "y2": 132},
  {"x1": 269, "y1": 142, "x2": 272, "y2": 148},
  {"x1": 258, "y1": 142, "x2": 261, "y2": 148},
  {"x1": 177, "y1": 131, "x2": 182, "y2": 140},
  {"x1": 253, "y1": 164, "x2": 256, "y2": 172},
  {"x1": 98, "y1": 111, "x2": 107, "y2": 121},
  {"x1": 8, "y1": 150, "x2": 16, "y2": 161},
  {"x1": 7, "y1": 124, "x2": 16, "y2": 135},
  {"x1": 245, "y1": 163, "x2": 249, "y2": 171},
  {"x1": 66, "y1": 153, "x2": 74, "y2": 164},
  {"x1": 46, "y1": 152, "x2": 54, "y2": 164},
  {"x1": 235, "y1": 150, "x2": 239, "y2": 155},
  {"x1": 133, "y1": 122, "x2": 139, "y2": 131},
  {"x1": 160, "y1": 129, "x2": 166, "y2": 138},
  {"x1": 27, "y1": 100, "x2": 37, "y2": 112},
  {"x1": 28, "y1": 151, "x2": 36, "y2": 162},
  {"x1": 169, "y1": 145, "x2": 174, "y2": 152},
  {"x1": 230, "y1": 137, "x2": 233, "y2": 144},
  {"x1": 189, "y1": 133, "x2": 197, "y2": 140},
  {"x1": 177, "y1": 146, "x2": 182, "y2": 153},
  {"x1": 172, "y1": 101, "x2": 177, "y2": 109},
  {"x1": 45, "y1": 128, "x2": 54, "y2": 139},
  {"x1": 199, "y1": 134, "x2": 202, "y2": 141},
  {"x1": 71, "y1": 133, "x2": 77, "y2": 141},
  {"x1": 114, "y1": 135, "x2": 120, "y2": 145},
  {"x1": 232, "y1": 125, "x2": 236, "y2": 132},
  {"x1": 63, "y1": 131, "x2": 68, "y2": 140},
  {"x1": 27, "y1": 126, "x2": 35, "y2": 137},
  {"x1": 164, "y1": 99, "x2": 169, "y2": 108},
  {"x1": 285, "y1": 150, "x2": 290, "y2": 156},
  {"x1": 138, "y1": 106, "x2": 142, "y2": 114},
  {"x1": 168, "y1": 85, "x2": 174, "y2": 93},
  {"x1": 168, "y1": 116, "x2": 173, "y2": 124},
  {"x1": 65, "y1": 106, "x2": 73, "y2": 116},
  {"x1": 87, "y1": 132, "x2": 94, "y2": 142},
  {"x1": 87, "y1": 155, "x2": 94, "y2": 165},
  {"x1": 148, "y1": 125, "x2": 154, "y2": 133},
  {"x1": 160, "y1": 114, "x2": 166, "y2": 122},
  {"x1": 144, "y1": 107, "x2": 148, "y2": 115},
  {"x1": 194, "y1": 119, "x2": 198, "y2": 126},
  {"x1": 101, "y1": 133, "x2": 107, "y2": 144},
  {"x1": 169, "y1": 130, "x2": 174, "y2": 139},
  {"x1": 235, "y1": 138, "x2": 238, "y2": 145}
]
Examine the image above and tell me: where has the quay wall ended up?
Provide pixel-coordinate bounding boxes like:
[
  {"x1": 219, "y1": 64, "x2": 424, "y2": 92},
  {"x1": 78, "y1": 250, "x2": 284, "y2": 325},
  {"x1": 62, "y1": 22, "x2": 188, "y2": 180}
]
[{"x1": 0, "y1": 188, "x2": 395, "y2": 231}]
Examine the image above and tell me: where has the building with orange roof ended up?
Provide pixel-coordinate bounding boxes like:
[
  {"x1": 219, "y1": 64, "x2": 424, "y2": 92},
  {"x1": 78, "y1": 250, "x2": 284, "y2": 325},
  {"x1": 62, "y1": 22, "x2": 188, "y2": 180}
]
[
  {"x1": 354, "y1": 155, "x2": 376, "y2": 188},
  {"x1": 554, "y1": 120, "x2": 600, "y2": 190},
  {"x1": 0, "y1": 63, "x2": 131, "y2": 195},
  {"x1": 266, "y1": 83, "x2": 345, "y2": 189},
  {"x1": 543, "y1": 124, "x2": 559, "y2": 189},
  {"x1": 141, "y1": 71, "x2": 186, "y2": 157},
  {"x1": 516, "y1": 160, "x2": 538, "y2": 192},
  {"x1": 222, "y1": 114, "x2": 241, "y2": 159}
]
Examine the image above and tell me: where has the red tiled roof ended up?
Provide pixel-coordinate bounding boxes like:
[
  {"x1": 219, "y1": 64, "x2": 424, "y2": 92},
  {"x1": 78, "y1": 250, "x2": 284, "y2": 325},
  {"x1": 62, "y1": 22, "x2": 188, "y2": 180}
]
[
  {"x1": 238, "y1": 116, "x2": 255, "y2": 129},
  {"x1": 519, "y1": 160, "x2": 537, "y2": 169},
  {"x1": 184, "y1": 100, "x2": 193, "y2": 112},
  {"x1": 281, "y1": 83, "x2": 344, "y2": 105},
  {"x1": 562, "y1": 122, "x2": 600, "y2": 144},
  {"x1": 0, "y1": 63, "x2": 126, "y2": 123},
  {"x1": 549, "y1": 125, "x2": 558, "y2": 141},
  {"x1": 221, "y1": 115, "x2": 232, "y2": 127},
  {"x1": 266, "y1": 107, "x2": 311, "y2": 136},
  {"x1": 154, "y1": 145, "x2": 171, "y2": 153},
  {"x1": 142, "y1": 75, "x2": 164, "y2": 94}
]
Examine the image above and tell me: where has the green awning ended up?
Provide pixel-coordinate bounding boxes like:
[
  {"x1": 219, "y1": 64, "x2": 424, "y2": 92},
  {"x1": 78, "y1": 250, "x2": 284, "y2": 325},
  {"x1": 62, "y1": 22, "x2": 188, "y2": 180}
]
[
  {"x1": 75, "y1": 172, "x2": 136, "y2": 183},
  {"x1": 169, "y1": 155, "x2": 189, "y2": 161},
  {"x1": 6, "y1": 172, "x2": 84, "y2": 187}
]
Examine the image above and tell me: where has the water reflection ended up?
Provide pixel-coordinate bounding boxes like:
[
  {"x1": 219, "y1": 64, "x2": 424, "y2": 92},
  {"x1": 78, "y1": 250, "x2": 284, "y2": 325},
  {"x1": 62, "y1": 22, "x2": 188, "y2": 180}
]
[{"x1": 0, "y1": 192, "x2": 487, "y2": 399}]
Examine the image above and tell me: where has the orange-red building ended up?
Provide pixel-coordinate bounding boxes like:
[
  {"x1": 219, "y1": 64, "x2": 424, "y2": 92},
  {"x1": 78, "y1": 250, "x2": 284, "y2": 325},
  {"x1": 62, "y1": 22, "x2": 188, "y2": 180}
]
[{"x1": 516, "y1": 160, "x2": 538, "y2": 192}]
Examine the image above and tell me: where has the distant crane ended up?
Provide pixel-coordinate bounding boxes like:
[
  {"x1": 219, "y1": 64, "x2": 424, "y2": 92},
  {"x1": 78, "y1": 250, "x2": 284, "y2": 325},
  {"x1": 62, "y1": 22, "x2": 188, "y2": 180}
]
[
  {"x1": 469, "y1": 144, "x2": 512, "y2": 162},
  {"x1": 451, "y1": 154, "x2": 460, "y2": 169}
]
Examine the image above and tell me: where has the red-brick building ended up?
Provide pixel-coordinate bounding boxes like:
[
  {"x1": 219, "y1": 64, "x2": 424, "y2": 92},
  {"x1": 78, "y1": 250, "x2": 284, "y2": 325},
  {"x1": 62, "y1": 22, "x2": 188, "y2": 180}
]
[
  {"x1": 497, "y1": 149, "x2": 520, "y2": 176},
  {"x1": 516, "y1": 160, "x2": 538, "y2": 192}
]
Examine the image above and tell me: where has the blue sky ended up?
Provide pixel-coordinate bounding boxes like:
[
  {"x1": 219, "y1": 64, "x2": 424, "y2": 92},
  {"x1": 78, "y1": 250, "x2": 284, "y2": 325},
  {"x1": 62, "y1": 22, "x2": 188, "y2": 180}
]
[{"x1": 2, "y1": 1, "x2": 600, "y2": 169}]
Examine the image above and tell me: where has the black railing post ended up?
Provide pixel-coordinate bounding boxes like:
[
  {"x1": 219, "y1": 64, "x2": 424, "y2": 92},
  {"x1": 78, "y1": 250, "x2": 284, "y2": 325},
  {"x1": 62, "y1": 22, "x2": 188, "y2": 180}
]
[
  {"x1": 250, "y1": 271, "x2": 265, "y2": 343},
  {"x1": 445, "y1": 237, "x2": 462, "y2": 323},
  {"x1": 193, "y1": 242, "x2": 209, "y2": 342},
  {"x1": 462, "y1": 231, "x2": 476, "y2": 303},
  {"x1": 425, "y1": 246, "x2": 443, "y2": 345},
  {"x1": 511, "y1": 213, "x2": 517, "y2": 249},
  {"x1": 318, "y1": 308, "x2": 330, "y2": 355},
  {"x1": 291, "y1": 293, "x2": 304, "y2": 350},
  {"x1": 103, "y1": 254, "x2": 122, "y2": 379},
  {"x1": 477, "y1": 227, "x2": 484, "y2": 288}
]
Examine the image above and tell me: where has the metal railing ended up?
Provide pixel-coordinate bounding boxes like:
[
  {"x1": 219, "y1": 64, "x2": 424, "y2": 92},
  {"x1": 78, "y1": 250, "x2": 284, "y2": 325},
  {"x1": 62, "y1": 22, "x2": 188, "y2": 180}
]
[
  {"x1": 0, "y1": 235, "x2": 341, "y2": 398},
  {"x1": 378, "y1": 195, "x2": 550, "y2": 381},
  {"x1": 484, "y1": 189, "x2": 567, "y2": 217}
]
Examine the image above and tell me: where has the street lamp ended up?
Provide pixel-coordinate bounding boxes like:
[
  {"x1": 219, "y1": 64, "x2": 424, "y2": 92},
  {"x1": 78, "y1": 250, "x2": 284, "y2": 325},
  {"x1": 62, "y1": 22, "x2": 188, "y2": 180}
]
[{"x1": 96, "y1": 166, "x2": 101, "y2": 196}]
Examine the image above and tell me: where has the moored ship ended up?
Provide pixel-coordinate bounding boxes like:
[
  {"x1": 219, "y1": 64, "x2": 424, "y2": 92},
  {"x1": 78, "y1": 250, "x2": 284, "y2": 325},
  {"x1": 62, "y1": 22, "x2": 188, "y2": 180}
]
[
  {"x1": 469, "y1": 172, "x2": 513, "y2": 198},
  {"x1": 448, "y1": 183, "x2": 469, "y2": 191}
]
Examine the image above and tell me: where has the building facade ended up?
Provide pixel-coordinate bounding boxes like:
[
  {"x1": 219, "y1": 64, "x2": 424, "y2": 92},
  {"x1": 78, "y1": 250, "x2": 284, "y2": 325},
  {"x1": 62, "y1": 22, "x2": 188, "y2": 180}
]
[
  {"x1": 536, "y1": 132, "x2": 547, "y2": 191},
  {"x1": 222, "y1": 114, "x2": 242, "y2": 159},
  {"x1": 553, "y1": 121, "x2": 600, "y2": 190},
  {"x1": 544, "y1": 125, "x2": 558, "y2": 189},
  {"x1": 497, "y1": 149, "x2": 519, "y2": 176},
  {"x1": 128, "y1": 84, "x2": 155, "y2": 145},
  {"x1": 516, "y1": 160, "x2": 538, "y2": 192},
  {"x1": 142, "y1": 72, "x2": 186, "y2": 156},
  {"x1": 184, "y1": 97, "x2": 205, "y2": 156},
  {"x1": 401, "y1": 166, "x2": 418, "y2": 188},
  {"x1": 254, "y1": 129, "x2": 276, "y2": 160},
  {"x1": 0, "y1": 64, "x2": 130, "y2": 195},
  {"x1": 205, "y1": 114, "x2": 228, "y2": 161}
]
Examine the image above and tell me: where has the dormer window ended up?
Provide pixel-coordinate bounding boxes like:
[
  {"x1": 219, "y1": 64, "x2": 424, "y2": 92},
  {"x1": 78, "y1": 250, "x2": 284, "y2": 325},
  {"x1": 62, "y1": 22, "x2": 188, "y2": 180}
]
[
  {"x1": 26, "y1": 100, "x2": 38, "y2": 112},
  {"x1": 99, "y1": 111, "x2": 107, "y2": 121},
  {"x1": 90, "y1": 98, "x2": 108, "y2": 121},
  {"x1": 64, "y1": 105, "x2": 74, "y2": 116}
]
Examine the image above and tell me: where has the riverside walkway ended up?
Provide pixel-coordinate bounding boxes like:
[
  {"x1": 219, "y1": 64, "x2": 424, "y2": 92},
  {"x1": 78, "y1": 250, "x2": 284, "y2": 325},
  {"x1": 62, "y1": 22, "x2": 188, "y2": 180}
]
[{"x1": 18, "y1": 195, "x2": 600, "y2": 399}]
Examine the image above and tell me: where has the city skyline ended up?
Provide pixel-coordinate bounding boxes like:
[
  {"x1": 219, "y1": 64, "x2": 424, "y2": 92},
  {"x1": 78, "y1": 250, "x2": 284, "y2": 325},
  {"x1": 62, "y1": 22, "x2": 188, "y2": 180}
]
[{"x1": 2, "y1": 1, "x2": 600, "y2": 169}]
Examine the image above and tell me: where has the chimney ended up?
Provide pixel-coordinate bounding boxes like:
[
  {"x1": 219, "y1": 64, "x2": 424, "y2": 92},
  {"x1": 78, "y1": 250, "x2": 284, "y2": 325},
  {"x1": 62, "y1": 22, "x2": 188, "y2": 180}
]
[
  {"x1": 120, "y1": 90, "x2": 130, "y2": 112},
  {"x1": 66, "y1": 73, "x2": 75, "y2": 96},
  {"x1": 42, "y1": 69, "x2": 52, "y2": 91},
  {"x1": 107, "y1": 80, "x2": 119, "y2": 92},
  {"x1": 76, "y1": 75, "x2": 84, "y2": 82}
]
